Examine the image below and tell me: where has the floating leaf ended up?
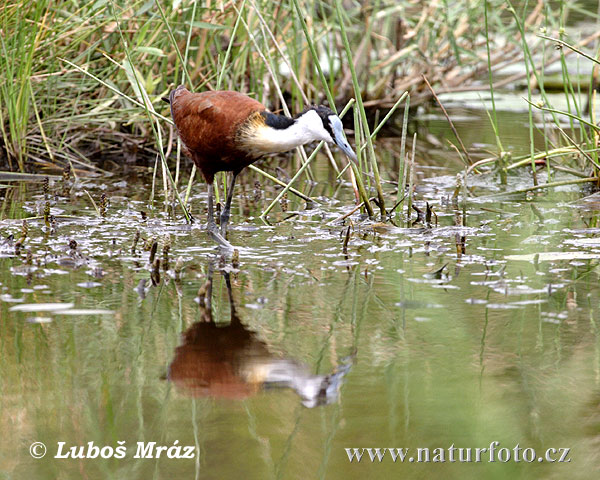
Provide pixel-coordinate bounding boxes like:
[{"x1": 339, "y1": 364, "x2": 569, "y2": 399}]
[
  {"x1": 506, "y1": 252, "x2": 600, "y2": 262},
  {"x1": 9, "y1": 302, "x2": 74, "y2": 312},
  {"x1": 53, "y1": 309, "x2": 114, "y2": 315},
  {"x1": 76, "y1": 282, "x2": 103, "y2": 288},
  {"x1": 27, "y1": 317, "x2": 52, "y2": 324}
]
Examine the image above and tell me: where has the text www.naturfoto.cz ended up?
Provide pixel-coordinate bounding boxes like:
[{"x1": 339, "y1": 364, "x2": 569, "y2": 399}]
[{"x1": 345, "y1": 442, "x2": 571, "y2": 463}]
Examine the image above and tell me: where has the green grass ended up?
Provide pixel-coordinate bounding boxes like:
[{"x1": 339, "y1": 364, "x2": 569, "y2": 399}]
[{"x1": 2, "y1": 0, "x2": 600, "y2": 220}]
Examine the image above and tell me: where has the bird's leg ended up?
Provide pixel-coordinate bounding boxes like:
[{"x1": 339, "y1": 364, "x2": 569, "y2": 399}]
[
  {"x1": 220, "y1": 171, "x2": 239, "y2": 236},
  {"x1": 207, "y1": 181, "x2": 217, "y2": 230},
  {"x1": 207, "y1": 182, "x2": 233, "y2": 250}
]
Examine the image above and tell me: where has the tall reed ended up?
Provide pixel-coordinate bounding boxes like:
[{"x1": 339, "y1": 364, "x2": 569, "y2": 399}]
[{"x1": 3, "y1": 0, "x2": 600, "y2": 208}]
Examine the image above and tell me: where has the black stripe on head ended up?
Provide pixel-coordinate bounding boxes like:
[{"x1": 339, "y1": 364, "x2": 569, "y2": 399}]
[
  {"x1": 261, "y1": 111, "x2": 296, "y2": 130},
  {"x1": 299, "y1": 105, "x2": 335, "y2": 138}
]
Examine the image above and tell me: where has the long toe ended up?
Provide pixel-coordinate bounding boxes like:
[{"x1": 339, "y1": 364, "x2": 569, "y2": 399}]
[{"x1": 207, "y1": 222, "x2": 234, "y2": 251}]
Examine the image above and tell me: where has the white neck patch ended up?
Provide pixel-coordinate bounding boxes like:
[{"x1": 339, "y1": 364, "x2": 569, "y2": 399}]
[{"x1": 252, "y1": 110, "x2": 332, "y2": 154}]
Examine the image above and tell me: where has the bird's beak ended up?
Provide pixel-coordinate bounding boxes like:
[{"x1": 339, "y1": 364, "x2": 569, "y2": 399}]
[{"x1": 331, "y1": 118, "x2": 358, "y2": 162}]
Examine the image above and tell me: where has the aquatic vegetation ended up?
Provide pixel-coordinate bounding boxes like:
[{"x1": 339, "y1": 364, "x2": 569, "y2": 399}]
[
  {"x1": 2, "y1": 157, "x2": 600, "y2": 477},
  {"x1": 3, "y1": 0, "x2": 600, "y2": 224},
  {"x1": 2, "y1": 3, "x2": 600, "y2": 476}
]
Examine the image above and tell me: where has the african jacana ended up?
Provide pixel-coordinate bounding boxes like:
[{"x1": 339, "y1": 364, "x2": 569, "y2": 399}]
[
  {"x1": 167, "y1": 266, "x2": 352, "y2": 406},
  {"x1": 163, "y1": 86, "x2": 357, "y2": 247}
]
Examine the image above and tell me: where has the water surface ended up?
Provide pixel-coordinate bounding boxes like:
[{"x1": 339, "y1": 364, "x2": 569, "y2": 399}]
[{"x1": 1, "y1": 114, "x2": 599, "y2": 479}]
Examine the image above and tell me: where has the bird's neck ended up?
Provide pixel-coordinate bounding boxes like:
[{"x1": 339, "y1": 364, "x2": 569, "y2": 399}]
[{"x1": 239, "y1": 110, "x2": 326, "y2": 156}]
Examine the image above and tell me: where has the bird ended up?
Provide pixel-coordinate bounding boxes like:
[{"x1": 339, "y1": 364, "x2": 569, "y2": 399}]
[
  {"x1": 163, "y1": 86, "x2": 357, "y2": 247},
  {"x1": 167, "y1": 265, "x2": 353, "y2": 406}
]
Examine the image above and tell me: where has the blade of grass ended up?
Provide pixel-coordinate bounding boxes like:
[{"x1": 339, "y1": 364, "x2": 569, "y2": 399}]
[
  {"x1": 397, "y1": 95, "x2": 410, "y2": 213},
  {"x1": 109, "y1": 1, "x2": 191, "y2": 223},
  {"x1": 335, "y1": 0, "x2": 384, "y2": 218}
]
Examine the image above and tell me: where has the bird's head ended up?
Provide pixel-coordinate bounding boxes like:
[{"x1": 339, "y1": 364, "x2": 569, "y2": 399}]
[{"x1": 295, "y1": 106, "x2": 358, "y2": 162}]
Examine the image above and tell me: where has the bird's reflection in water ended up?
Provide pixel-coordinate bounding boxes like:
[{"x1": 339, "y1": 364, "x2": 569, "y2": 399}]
[{"x1": 167, "y1": 264, "x2": 352, "y2": 408}]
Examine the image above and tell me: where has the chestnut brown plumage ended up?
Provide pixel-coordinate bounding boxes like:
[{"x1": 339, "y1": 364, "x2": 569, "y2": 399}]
[
  {"x1": 164, "y1": 85, "x2": 358, "y2": 247},
  {"x1": 167, "y1": 266, "x2": 353, "y2": 406}
]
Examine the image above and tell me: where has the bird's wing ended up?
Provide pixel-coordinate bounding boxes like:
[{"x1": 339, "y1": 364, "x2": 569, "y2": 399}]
[
  {"x1": 169, "y1": 87, "x2": 215, "y2": 118},
  {"x1": 170, "y1": 92, "x2": 226, "y2": 161},
  {"x1": 172, "y1": 92, "x2": 217, "y2": 120},
  {"x1": 188, "y1": 95, "x2": 217, "y2": 116}
]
